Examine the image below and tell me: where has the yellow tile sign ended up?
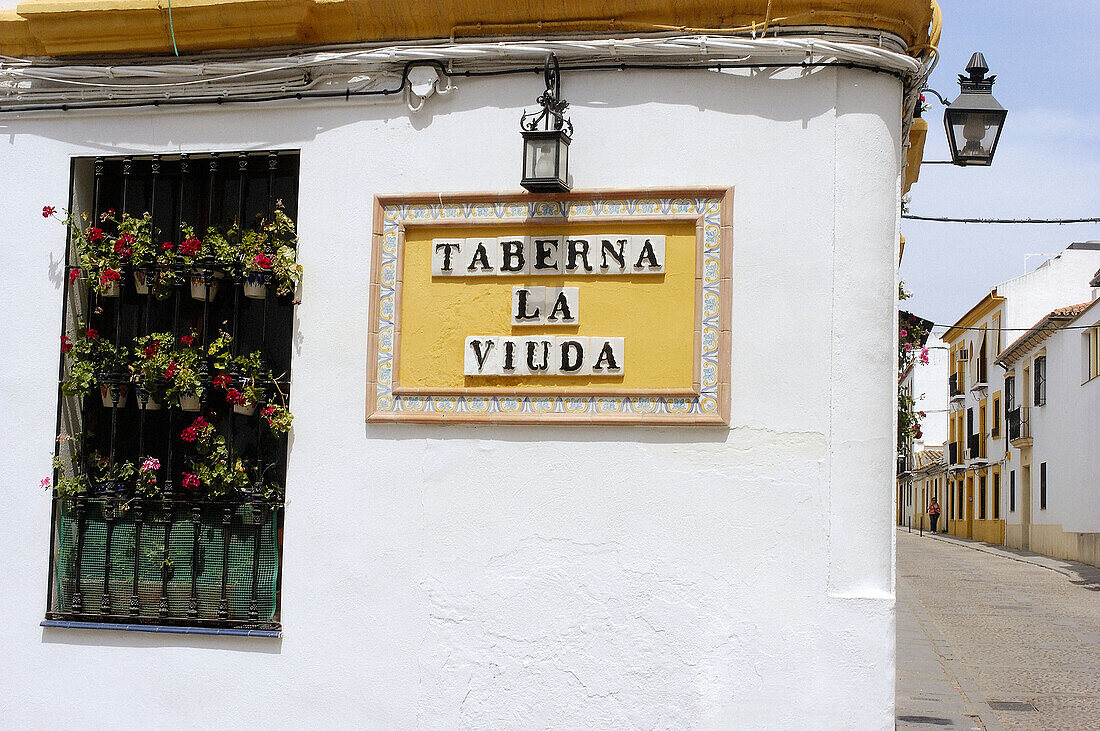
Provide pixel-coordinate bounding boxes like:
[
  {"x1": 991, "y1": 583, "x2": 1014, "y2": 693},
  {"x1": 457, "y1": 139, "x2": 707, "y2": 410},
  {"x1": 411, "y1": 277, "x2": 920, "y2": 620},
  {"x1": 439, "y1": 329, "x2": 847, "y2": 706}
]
[{"x1": 367, "y1": 190, "x2": 731, "y2": 424}]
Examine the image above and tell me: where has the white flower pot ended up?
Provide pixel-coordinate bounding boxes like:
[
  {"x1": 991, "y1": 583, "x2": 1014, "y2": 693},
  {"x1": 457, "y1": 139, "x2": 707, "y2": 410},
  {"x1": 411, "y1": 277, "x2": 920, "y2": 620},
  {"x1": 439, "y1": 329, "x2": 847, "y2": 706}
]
[
  {"x1": 189, "y1": 271, "x2": 223, "y2": 302},
  {"x1": 100, "y1": 279, "x2": 121, "y2": 298},
  {"x1": 134, "y1": 269, "x2": 152, "y2": 295},
  {"x1": 179, "y1": 393, "x2": 202, "y2": 412},
  {"x1": 233, "y1": 401, "x2": 257, "y2": 417},
  {"x1": 137, "y1": 390, "x2": 162, "y2": 411},
  {"x1": 242, "y1": 273, "x2": 267, "y2": 300},
  {"x1": 99, "y1": 382, "x2": 130, "y2": 408}
]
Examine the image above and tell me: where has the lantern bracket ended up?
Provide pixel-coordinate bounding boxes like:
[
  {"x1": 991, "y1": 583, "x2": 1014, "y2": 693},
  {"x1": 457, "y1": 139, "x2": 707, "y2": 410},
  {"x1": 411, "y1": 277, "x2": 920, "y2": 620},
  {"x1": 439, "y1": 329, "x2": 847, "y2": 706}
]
[{"x1": 521, "y1": 54, "x2": 573, "y2": 136}]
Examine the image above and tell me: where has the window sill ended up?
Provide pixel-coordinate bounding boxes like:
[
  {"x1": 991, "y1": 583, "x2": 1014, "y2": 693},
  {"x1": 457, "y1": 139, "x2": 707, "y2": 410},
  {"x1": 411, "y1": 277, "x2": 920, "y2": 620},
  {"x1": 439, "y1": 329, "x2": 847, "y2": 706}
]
[{"x1": 41, "y1": 619, "x2": 280, "y2": 638}]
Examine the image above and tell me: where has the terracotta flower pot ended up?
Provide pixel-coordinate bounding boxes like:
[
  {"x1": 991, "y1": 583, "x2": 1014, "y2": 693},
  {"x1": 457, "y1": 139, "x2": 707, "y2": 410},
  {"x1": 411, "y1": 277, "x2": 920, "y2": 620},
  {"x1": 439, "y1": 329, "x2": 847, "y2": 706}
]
[{"x1": 189, "y1": 271, "x2": 223, "y2": 302}]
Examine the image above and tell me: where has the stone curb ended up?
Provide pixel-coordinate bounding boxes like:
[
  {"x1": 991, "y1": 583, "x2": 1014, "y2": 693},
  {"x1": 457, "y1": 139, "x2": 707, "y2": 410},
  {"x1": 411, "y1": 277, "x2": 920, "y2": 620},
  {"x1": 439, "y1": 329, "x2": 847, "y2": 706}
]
[{"x1": 902, "y1": 527, "x2": 1100, "y2": 587}]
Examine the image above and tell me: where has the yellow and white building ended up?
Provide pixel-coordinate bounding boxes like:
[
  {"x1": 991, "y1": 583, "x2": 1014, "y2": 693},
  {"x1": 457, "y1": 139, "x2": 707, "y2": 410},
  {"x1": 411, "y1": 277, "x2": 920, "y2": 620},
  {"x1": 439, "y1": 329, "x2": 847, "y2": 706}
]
[{"x1": 941, "y1": 243, "x2": 1100, "y2": 548}]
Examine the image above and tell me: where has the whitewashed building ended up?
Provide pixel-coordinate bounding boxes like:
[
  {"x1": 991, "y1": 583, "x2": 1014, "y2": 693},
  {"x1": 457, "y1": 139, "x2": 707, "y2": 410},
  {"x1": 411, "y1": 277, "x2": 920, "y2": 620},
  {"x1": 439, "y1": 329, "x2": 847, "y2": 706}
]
[
  {"x1": 941, "y1": 243, "x2": 1100, "y2": 546},
  {"x1": 0, "y1": 1, "x2": 937, "y2": 726},
  {"x1": 897, "y1": 333, "x2": 949, "y2": 529},
  {"x1": 996, "y1": 269, "x2": 1100, "y2": 567}
]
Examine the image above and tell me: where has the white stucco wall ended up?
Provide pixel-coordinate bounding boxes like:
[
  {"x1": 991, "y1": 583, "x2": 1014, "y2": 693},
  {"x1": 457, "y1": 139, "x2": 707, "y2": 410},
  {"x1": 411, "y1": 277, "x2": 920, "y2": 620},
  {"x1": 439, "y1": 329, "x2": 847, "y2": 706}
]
[
  {"x1": 1004, "y1": 299, "x2": 1100, "y2": 535},
  {"x1": 0, "y1": 67, "x2": 902, "y2": 728}
]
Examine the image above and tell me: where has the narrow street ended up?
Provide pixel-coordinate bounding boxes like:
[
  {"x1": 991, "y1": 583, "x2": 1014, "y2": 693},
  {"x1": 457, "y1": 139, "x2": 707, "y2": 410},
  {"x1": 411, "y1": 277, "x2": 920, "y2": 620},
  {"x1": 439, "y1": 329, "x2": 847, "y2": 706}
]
[{"x1": 896, "y1": 528, "x2": 1100, "y2": 730}]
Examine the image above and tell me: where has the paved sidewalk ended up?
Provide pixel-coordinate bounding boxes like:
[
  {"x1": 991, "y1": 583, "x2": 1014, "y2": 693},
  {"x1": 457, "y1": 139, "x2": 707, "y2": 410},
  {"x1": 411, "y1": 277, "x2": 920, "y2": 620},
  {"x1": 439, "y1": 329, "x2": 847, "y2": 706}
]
[{"x1": 896, "y1": 528, "x2": 1100, "y2": 730}]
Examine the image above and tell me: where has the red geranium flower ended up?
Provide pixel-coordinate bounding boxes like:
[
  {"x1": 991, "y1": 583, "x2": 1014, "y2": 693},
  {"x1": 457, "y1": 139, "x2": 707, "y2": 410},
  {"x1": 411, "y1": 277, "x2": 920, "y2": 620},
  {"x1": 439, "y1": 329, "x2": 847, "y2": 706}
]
[
  {"x1": 60, "y1": 335, "x2": 73, "y2": 353},
  {"x1": 142, "y1": 342, "x2": 159, "y2": 358},
  {"x1": 85, "y1": 328, "x2": 99, "y2": 340},
  {"x1": 212, "y1": 373, "x2": 231, "y2": 388},
  {"x1": 42, "y1": 206, "x2": 56, "y2": 218},
  {"x1": 87, "y1": 227, "x2": 104, "y2": 243},
  {"x1": 192, "y1": 416, "x2": 209, "y2": 429},
  {"x1": 180, "y1": 237, "x2": 202, "y2": 256},
  {"x1": 179, "y1": 334, "x2": 194, "y2": 346},
  {"x1": 164, "y1": 361, "x2": 177, "y2": 379},
  {"x1": 226, "y1": 389, "x2": 247, "y2": 405},
  {"x1": 161, "y1": 241, "x2": 175, "y2": 251},
  {"x1": 253, "y1": 253, "x2": 272, "y2": 269},
  {"x1": 68, "y1": 268, "x2": 81, "y2": 284},
  {"x1": 181, "y1": 473, "x2": 200, "y2": 489}
]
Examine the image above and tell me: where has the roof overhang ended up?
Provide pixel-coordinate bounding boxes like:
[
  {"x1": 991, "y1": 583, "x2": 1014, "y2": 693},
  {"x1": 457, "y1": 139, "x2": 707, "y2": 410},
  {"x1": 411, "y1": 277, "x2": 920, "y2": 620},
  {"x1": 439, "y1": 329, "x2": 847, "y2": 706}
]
[{"x1": 0, "y1": 0, "x2": 935, "y2": 59}]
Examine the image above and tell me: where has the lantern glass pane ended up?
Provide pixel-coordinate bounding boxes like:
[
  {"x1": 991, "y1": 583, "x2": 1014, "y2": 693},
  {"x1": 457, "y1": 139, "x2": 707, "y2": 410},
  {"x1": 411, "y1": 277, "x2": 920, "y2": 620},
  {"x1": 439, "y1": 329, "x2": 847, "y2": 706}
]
[
  {"x1": 947, "y1": 110, "x2": 1003, "y2": 162},
  {"x1": 525, "y1": 137, "x2": 559, "y2": 180},
  {"x1": 559, "y1": 139, "x2": 568, "y2": 182}
]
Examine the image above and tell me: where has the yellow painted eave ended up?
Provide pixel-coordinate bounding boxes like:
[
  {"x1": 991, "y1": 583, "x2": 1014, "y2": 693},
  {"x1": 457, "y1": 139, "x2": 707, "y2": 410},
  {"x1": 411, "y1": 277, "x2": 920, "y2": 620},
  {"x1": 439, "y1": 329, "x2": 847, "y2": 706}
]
[
  {"x1": 903, "y1": 116, "x2": 927, "y2": 195},
  {"x1": 2, "y1": 0, "x2": 935, "y2": 59}
]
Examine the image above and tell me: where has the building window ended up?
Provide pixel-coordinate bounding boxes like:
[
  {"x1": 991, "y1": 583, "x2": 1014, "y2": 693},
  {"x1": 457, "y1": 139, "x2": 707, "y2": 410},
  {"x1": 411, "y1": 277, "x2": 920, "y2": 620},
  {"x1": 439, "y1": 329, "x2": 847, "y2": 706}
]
[
  {"x1": 991, "y1": 394, "x2": 1001, "y2": 438},
  {"x1": 979, "y1": 475, "x2": 987, "y2": 520},
  {"x1": 1034, "y1": 356, "x2": 1047, "y2": 406},
  {"x1": 47, "y1": 152, "x2": 300, "y2": 631},
  {"x1": 1010, "y1": 470, "x2": 1016, "y2": 512},
  {"x1": 1087, "y1": 326, "x2": 1100, "y2": 382},
  {"x1": 958, "y1": 483, "x2": 965, "y2": 520},
  {"x1": 1040, "y1": 462, "x2": 1047, "y2": 509},
  {"x1": 992, "y1": 471, "x2": 1000, "y2": 520}
]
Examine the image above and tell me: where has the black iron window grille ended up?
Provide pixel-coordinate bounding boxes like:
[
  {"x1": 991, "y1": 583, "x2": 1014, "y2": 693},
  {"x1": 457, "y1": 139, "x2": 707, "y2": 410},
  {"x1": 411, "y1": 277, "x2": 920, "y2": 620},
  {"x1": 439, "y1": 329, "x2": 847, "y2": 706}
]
[
  {"x1": 46, "y1": 151, "x2": 300, "y2": 631},
  {"x1": 1034, "y1": 356, "x2": 1046, "y2": 406}
]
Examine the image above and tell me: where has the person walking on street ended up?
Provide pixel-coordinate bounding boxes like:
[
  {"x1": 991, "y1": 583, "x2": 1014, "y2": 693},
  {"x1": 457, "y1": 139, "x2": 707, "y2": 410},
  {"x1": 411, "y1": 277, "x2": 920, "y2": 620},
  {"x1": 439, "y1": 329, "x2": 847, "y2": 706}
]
[{"x1": 927, "y1": 496, "x2": 941, "y2": 534}]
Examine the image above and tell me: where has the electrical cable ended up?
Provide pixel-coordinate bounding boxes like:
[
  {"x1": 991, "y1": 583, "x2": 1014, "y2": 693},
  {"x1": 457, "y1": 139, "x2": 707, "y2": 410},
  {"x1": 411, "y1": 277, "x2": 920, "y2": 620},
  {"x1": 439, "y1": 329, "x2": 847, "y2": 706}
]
[
  {"x1": 166, "y1": 0, "x2": 180, "y2": 57},
  {"x1": 904, "y1": 214, "x2": 1100, "y2": 225},
  {"x1": 0, "y1": 57, "x2": 908, "y2": 114}
]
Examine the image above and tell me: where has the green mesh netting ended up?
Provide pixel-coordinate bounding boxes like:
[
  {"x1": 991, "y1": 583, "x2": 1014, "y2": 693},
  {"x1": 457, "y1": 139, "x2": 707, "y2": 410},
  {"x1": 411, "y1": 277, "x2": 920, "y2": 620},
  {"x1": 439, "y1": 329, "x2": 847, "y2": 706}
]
[{"x1": 54, "y1": 501, "x2": 280, "y2": 622}]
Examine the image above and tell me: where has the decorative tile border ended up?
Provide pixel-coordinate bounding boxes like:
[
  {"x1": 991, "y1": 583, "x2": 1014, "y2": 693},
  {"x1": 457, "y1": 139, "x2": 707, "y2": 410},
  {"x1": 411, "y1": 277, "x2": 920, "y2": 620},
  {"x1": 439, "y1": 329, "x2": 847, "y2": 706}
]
[{"x1": 367, "y1": 188, "x2": 732, "y2": 425}]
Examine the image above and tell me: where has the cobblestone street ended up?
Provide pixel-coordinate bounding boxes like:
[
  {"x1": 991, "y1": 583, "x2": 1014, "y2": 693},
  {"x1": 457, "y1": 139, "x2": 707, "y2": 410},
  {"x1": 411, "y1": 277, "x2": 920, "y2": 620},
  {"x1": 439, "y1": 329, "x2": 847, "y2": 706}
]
[{"x1": 896, "y1": 528, "x2": 1100, "y2": 730}]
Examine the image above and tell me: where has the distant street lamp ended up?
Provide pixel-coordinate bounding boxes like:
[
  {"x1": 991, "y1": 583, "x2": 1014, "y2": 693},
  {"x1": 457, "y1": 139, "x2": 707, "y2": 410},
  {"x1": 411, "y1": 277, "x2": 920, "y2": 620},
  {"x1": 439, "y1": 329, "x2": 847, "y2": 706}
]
[{"x1": 924, "y1": 52, "x2": 1007, "y2": 167}]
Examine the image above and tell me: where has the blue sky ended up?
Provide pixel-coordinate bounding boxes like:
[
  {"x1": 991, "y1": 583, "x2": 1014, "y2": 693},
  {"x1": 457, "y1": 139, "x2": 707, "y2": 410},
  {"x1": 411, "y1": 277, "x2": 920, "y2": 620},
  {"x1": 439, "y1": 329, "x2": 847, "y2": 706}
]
[{"x1": 899, "y1": 1, "x2": 1100, "y2": 327}]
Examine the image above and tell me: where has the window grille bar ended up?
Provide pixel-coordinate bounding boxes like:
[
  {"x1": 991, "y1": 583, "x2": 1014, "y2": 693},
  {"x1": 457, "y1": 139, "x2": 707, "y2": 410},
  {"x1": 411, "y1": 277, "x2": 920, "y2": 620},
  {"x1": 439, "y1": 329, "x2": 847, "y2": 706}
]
[
  {"x1": 130, "y1": 501, "x2": 143, "y2": 615},
  {"x1": 101, "y1": 502, "x2": 114, "y2": 614},
  {"x1": 218, "y1": 505, "x2": 232, "y2": 619},
  {"x1": 188, "y1": 504, "x2": 201, "y2": 617},
  {"x1": 71, "y1": 500, "x2": 85, "y2": 613},
  {"x1": 249, "y1": 511, "x2": 261, "y2": 619}
]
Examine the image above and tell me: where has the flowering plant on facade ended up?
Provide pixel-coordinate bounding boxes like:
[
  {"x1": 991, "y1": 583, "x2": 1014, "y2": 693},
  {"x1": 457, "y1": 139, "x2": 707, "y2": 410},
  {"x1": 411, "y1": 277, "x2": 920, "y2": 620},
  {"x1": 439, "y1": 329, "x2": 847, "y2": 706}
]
[
  {"x1": 50, "y1": 432, "x2": 87, "y2": 499},
  {"x1": 235, "y1": 207, "x2": 302, "y2": 296},
  {"x1": 44, "y1": 206, "x2": 119, "y2": 296},
  {"x1": 162, "y1": 330, "x2": 206, "y2": 403},
  {"x1": 136, "y1": 456, "x2": 161, "y2": 496},
  {"x1": 61, "y1": 322, "x2": 130, "y2": 398},
  {"x1": 132, "y1": 331, "x2": 175, "y2": 404},
  {"x1": 261, "y1": 404, "x2": 293, "y2": 436},
  {"x1": 179, "y1": 415, "x2": 252, "y2": 499},
  {"x1": 176, "y1": 223, "x2": 237, "y2": 270}
]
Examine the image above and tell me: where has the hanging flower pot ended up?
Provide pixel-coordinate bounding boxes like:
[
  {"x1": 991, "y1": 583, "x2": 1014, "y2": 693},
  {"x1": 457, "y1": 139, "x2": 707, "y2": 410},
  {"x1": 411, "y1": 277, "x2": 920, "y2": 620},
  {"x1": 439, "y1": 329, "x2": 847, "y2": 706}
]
[
  {"x1": 136, "y1": 385, "x2": 162, "y2": 411},
  {"x1": 242, "y1": 272, "x2": 268, "y2": 300},
  {"x1": 233, "y1": 401, "x2": 258, "y2": 417},
  {"x1": 133, "y1": 268, "x2": 153, "y2": 295},
  {"x1": 178, "y1": 393, "x2": 202, "y2": 412},
  {"x1": 189, "y1": 270, "x2": 224, "y2": 302},
  {"x1": 99, "y1": 381, "x2": 130, "y2": 408},
  {"x1": 100, "y1": 278, "x2": 121, "y2": 298}
]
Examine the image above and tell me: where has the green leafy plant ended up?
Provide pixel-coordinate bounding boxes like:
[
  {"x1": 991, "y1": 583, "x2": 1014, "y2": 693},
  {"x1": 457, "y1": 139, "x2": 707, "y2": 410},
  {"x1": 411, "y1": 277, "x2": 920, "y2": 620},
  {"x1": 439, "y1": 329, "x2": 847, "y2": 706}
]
[
  {"x1": 163, "y1": 331, "x2": 205, "y2": 403},
  {"x1": 61, "y1": 322, "x2": 130, "y2": 399},
  {"x1": 50, "y1": 432, "x2": 88, "y2": 499},
  {"x1": 132, "y1": 331, "x2": 175, "y2": 404}
]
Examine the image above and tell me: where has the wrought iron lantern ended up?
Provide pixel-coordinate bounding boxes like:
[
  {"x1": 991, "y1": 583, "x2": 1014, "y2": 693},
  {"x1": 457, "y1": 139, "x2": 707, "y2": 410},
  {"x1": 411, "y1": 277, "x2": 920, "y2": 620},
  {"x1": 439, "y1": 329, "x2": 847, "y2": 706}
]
[
  {"x1": 942, "y1": 52, "x2": 1007, "y2": 166},
  {"x1": 521, "y1": 54, "x2": 572, "y2": 193}
]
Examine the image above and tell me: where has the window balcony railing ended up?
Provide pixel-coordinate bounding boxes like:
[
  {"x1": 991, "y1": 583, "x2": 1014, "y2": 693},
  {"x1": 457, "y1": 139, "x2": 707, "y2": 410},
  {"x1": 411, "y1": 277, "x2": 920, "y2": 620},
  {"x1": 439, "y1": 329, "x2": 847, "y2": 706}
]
[
  {"x1": 1007, "y1": 406, "x2": 1032, "y2": 444},
  {"x1": 47, "y1": 497, "x2": 281, "y2": 629}
]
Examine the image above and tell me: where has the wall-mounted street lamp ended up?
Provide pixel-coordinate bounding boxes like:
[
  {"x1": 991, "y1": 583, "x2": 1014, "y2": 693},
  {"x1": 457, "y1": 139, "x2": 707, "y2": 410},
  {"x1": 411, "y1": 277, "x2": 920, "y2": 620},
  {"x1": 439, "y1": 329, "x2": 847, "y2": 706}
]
[
  {"x1": 520, "y1": 54, "x2": 573, "y2": 193},
  {"x1": 924, "y1": 52, "x2": 1007, "y2": 166}
]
